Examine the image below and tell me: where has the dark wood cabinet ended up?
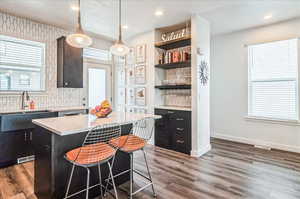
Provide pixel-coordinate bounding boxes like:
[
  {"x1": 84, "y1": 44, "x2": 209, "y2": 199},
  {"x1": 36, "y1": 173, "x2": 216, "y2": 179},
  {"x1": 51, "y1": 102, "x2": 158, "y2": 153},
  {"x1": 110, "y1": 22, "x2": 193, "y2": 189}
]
[
  {"x1": 0, "y1": 111, "x2": 58, "y2": 168},
  {"x1": 57, "y1": 36, "x2": 83, "y2": 88},
  {"x1": 0, "y1": 130, "x2": 30, "y2": 167},
  {"x1": 154, "y1": 108, "x2": 191, "y2": 154}
]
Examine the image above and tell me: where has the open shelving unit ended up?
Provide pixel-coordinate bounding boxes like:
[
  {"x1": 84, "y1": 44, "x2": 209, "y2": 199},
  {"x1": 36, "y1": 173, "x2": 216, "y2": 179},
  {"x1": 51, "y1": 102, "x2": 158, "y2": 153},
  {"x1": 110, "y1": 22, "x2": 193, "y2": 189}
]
[
  {"x1": 154, "y1": 21, "x2": 192, "y2": 110},
  {"x1": 153, "y1": 16, "x2": 211, "y2": 157},
  {"x1": 155, "y1": 36, "x2": 191, "y2": 50},
  {"x1": 155, "y1": 85, "x2": 191, "y2": 90},
  {"x1": 155, "y1": 60, "x2": 191, "y2": 69}
]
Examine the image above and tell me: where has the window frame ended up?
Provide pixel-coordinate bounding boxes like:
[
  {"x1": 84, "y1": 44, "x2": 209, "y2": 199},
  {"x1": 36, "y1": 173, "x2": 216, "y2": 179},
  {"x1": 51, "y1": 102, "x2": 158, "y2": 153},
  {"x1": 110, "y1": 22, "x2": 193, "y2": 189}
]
[
  {"x1": 0, "y1": 35, "x2": 46, "y2": 93},
  {"x1": 247, "y1": 38, "x2": 299, "y2": 122}
]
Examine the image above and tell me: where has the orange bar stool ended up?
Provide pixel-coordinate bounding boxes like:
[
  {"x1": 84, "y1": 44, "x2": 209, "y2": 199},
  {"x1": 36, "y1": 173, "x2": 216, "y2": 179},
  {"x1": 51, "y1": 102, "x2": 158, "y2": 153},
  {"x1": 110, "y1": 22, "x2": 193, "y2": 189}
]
[
  {"x1": 109, "y1": 117, "x2": 156, "y2": 199},
  {"x1": 64, "y1": 123, "x2": 122, "y2": 199}
]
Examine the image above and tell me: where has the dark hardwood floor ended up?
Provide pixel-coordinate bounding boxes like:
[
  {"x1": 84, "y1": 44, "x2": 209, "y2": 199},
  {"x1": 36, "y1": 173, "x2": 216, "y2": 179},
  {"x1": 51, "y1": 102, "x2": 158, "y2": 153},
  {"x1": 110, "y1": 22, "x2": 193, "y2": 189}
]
[{"x1": 1, "y1": 138, "x2": 300, "y2": 199}]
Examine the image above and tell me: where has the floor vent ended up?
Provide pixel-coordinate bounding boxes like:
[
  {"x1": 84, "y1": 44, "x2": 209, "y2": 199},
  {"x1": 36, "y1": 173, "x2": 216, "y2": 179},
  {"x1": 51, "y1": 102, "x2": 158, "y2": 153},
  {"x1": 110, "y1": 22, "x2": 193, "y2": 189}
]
[
  {"x1": 254, "y1": 145, "x2": 271, "y2": 150},
  {"x1": 17, "y1": 155, "x2": 35, "y2": 164}
]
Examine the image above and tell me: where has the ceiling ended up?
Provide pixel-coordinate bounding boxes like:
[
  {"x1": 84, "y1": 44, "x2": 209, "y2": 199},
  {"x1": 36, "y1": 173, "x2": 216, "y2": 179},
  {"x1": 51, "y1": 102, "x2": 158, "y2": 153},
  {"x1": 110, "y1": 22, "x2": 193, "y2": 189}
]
[{"x1": 0, "y1": 0, "x2": 300, "y2": 41}]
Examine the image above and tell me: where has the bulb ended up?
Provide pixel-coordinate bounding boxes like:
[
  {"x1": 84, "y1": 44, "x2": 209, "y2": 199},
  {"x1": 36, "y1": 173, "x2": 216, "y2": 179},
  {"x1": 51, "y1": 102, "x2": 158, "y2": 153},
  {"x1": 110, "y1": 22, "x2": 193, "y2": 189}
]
[
  {"x1": 75, "y1": 37, "x2": 84, "y2": 44},
  {"x1": 66, "y1": 33, "x2": 92, "y2": 48},
  {"x1": 110, "y1": 42, "x2": 130, "y2": 56},
  {"x1": 117, "y1": 47, "x2": 124, "y2": 52}
]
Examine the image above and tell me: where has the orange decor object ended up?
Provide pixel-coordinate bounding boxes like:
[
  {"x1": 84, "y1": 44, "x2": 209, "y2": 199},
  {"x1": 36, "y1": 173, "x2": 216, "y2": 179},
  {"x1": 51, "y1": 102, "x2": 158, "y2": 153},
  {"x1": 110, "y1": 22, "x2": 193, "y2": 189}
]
[{"x1": 90, "y1": 100, "x2": 112, "y2": 118}]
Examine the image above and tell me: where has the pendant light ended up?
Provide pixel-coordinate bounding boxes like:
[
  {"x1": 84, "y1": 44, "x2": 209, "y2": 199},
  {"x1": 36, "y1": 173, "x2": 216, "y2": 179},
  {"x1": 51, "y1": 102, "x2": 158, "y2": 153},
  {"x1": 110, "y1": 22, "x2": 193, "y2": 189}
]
[
  {"x1": 110, "y1": 0, "x2": 129, "y2": 56},
  {"x1": 66, "y1": 0, "x2": 92, "y2": 48}
]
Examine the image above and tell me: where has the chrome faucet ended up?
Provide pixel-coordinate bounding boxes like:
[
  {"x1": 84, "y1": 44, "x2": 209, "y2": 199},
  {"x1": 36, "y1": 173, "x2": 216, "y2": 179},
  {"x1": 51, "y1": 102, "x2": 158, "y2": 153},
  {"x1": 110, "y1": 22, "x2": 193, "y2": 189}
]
[{"x1": 21, "y1": 91, "x2": 30, "y2": 110}]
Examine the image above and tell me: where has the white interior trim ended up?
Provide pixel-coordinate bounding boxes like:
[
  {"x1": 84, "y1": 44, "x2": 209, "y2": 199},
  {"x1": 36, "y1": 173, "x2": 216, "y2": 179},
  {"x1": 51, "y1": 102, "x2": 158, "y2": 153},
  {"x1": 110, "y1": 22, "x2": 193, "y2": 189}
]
[
  {"x1": 244, "y1": 115, "x2": 300, "y2": 126},
  {"x1": 190, "y1": 144, "x2": 211, "y2": 157},
  {"x1": 212, "y1": 131, "x2": 300, "y2": 153}
]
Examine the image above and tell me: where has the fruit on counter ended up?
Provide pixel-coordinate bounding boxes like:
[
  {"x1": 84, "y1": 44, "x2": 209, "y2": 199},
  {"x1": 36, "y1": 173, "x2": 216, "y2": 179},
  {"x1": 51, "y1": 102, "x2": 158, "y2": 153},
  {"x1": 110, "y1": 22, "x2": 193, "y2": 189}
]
[
  {"x1": 101, "y1": 100, "x2": 110, "y2": 108},
  {"x1": 90, "y1": 100, "x2": 112, "y2": 118}
]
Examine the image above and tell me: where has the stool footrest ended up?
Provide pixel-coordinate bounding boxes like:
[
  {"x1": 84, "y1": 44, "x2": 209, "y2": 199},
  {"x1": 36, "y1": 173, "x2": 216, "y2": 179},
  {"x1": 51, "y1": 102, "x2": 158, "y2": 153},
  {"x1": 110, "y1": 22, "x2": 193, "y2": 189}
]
[
  {"x1": 132, "y1": 182, "x2": 154, "y2": 196},
  {"x1": 64, "y1": 183, "x2": 102, "y2": 199},
  {"x1": 133, "y1": 169, "x2": 151, "y2": 181}
]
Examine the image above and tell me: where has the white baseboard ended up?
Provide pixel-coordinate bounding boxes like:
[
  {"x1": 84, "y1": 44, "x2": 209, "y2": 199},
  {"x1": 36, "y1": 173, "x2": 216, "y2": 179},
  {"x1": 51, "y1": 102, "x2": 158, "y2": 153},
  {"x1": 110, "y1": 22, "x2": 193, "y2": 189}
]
[
  {"x1": 191, "y1": 144, "x2": 212, "y2": 157},
  {"x1": 212, "y1": 132, "x2": 300, "y2": 154}
]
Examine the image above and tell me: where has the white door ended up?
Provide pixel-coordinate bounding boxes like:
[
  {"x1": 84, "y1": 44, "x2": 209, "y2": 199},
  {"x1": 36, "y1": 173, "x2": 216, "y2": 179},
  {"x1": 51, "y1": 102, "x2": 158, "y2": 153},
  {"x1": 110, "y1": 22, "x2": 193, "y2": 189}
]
[{"x1": 88, "y1": 64, "x2": 111, "y2": 108}]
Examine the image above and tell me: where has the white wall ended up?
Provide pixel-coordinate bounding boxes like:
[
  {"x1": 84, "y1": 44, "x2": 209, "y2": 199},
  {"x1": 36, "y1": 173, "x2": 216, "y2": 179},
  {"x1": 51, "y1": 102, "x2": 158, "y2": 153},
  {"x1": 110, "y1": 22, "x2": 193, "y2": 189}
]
[
  {"x1": 191, "y1": 15, "x2": 211, "y2": 157},
  {"x1": 211, "y1": 18, "x2": 300, "y2": 153},
  {"x1": 127, "y1": 31, "x2": 156, "y2": 144}
]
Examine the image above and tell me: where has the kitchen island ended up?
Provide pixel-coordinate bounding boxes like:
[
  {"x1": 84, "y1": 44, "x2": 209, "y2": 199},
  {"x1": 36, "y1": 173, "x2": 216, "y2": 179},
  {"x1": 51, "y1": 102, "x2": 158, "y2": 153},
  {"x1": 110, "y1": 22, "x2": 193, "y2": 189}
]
[{"x1": 32, "y1": 112, "x2": 160, "y2": 199}]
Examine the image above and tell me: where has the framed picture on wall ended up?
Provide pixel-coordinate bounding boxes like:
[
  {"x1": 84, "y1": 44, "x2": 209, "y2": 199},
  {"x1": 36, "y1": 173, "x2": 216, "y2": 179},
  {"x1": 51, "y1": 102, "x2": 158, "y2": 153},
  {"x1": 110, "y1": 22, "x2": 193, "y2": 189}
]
[
  {"x1": 126, "y1": 88, "x2": 135, "y2": 106},
  {"x1": 126, "y1": 47, "x2": 135, "y2": 65},
  {"x1": 117, "y1": 67, "x2": 126, "y2": 86},
  {"x1": 135, "y1": 87, "x2": 146, "y2": 106},
  {"x1": 126, "y1": 67, "x2": 135, "y2": 85},
  {"x1": 116, "y1": 87, "x2": 125, "y2": 105},
  {"x1": 126, "y1": 106, "x2": 135, "y2": 113},
  {"x1": 135, "y1": 64, "x2": 146, "y2": 84},
  {"x1": 136, "y1": 44, "x2": 146, "y2": 64}
]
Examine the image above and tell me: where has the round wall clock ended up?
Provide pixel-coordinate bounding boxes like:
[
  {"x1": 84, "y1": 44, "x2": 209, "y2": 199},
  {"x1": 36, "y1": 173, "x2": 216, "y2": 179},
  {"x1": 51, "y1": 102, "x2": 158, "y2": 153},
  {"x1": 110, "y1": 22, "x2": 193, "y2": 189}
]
[{"x1": 199, "y1": 60, "x2": 209, "y2": 86}]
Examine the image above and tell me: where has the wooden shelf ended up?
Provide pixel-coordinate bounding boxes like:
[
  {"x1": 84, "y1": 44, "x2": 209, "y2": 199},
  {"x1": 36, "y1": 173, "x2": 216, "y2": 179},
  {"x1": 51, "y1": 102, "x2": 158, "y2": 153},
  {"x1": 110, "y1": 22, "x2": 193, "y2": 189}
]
[
  {"x1": 155, "y1": 36, "x2": 191, "y2": 50},
  {"x1": 155, "y1": 61, "x2": 191, "y2": 69},
  {"x1": 155, "y1": 85, "x2": 191, "y2": 90}
]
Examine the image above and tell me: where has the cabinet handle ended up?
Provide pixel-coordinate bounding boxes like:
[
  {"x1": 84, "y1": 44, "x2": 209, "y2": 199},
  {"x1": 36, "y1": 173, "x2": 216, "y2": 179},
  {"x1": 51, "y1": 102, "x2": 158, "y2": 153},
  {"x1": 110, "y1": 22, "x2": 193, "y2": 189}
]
[
  {"x1": 30, "y1": 131, "x2": 32, "y2": 140},
  {"x1": 176, "y1": 128, "x2": 184, "y2": 131},
  {"x1": 176, "y1": 140, "x2": 184, "y2": 144},
  {"x1": 167, "y1": 111, "x2": 174, "y2": 114},
  {"x1": 44, "y1": 145, "x2": 50, "y2": 150},
  {"x1": 176, "y1": 118, "x2": 184, "y2": 121},
  {"x1": 64, "y1": 82, "x2": 68, "y2": 86},
  {"x1": 24, "y1": 132, "x2": 27, "y2": 141}
]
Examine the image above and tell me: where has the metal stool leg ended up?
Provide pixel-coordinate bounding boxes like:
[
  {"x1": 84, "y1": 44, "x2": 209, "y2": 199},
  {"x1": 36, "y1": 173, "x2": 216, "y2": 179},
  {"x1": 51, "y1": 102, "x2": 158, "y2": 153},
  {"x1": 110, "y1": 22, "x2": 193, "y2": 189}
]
[
  {"x1": 98, "y1": 163, "x2": 103, "y2": 198},
  {"x1": 108, "y1": 161, "x2": 119, "y2": 199},
  {"x1": 86, "y1": 168, "x2": 90, "y2": 199},
  {"x1": 142, "y1": 149, "x2": 156, "y2": 197},
  {"x1": 129, "y1": 153, "x2": 133, "y2": 199},
  {"x1": 65, "y1": 164, "x2": 75, "y2": 198}
]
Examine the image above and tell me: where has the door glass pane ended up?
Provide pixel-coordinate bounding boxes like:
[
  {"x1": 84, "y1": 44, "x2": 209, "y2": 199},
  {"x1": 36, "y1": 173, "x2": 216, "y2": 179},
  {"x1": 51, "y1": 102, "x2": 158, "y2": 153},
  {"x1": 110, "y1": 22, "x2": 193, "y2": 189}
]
[{"x1": 88, "y1": 68, "x2": 106, "y2": 108}]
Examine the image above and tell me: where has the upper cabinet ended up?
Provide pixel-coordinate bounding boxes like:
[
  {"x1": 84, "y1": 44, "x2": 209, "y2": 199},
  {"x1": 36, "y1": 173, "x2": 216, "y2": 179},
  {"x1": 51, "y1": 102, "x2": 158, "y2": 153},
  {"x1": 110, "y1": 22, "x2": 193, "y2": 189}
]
[{"x1": 57, "y1": 36, "x2": 83, "y2": 88}]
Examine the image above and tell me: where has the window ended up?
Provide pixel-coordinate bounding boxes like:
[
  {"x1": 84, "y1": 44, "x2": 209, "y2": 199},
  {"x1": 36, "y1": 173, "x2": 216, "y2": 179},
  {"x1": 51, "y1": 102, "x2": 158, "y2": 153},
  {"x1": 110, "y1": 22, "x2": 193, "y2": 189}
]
[
  {"x1": 248, "y1": 38, "x2": 298, "y2": 120},
  {"x1": 0, "y1": 35, "x2": 45, "y2": 91},
  {"x1": 83, "y1": 47, "x2": 111, "y2": 62}
]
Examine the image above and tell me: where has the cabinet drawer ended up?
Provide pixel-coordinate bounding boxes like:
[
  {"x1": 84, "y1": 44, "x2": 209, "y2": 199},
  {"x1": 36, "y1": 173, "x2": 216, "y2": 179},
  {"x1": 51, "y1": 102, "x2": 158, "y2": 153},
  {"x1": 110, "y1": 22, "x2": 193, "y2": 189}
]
[
  {"x1": 173, "y1": 127, "x2": 187, "y2": 135},
  {"x1": 169, "y1": 110, "x2": 191, "y2": 121},
  {"x1": 173, "y1": 133, "x2": 188, "y2": 154}
]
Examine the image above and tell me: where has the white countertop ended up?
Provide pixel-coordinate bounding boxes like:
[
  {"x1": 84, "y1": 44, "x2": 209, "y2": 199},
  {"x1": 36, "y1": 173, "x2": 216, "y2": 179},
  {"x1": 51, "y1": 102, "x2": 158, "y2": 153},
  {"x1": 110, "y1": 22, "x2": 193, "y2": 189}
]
[
  {"x1": 0, "y1": 106, "x2": 88, "y2": 114},
  {"x1": 33, "y1": 112, "x2": 161, "y2": 136},
  {"x1": 155, "y1": 106, "x2": 191, "y2": 111}
]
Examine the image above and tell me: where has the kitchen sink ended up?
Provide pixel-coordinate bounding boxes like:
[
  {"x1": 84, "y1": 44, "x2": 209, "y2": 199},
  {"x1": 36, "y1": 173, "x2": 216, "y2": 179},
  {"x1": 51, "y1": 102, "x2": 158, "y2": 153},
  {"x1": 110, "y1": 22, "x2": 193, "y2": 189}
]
[
  {"x1": 0, "y1": 110, "x2": 57, "y2": 132},
  {"x1": 0, "y1": 110, "x2": 50, "y2": 115}
]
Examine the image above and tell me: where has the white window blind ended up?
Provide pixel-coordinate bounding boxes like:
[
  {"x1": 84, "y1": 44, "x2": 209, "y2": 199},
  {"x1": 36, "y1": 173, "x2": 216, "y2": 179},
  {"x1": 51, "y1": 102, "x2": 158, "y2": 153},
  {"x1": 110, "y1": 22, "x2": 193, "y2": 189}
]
[
  {"x1": 248, "y1": 38, "x2": 298, "y2": 120},
  {"x1": 83, "y1": 47, "x2": 111, "y2": 61},
  {"x1": 0, "y1": 35, "x2": 45, "y2": 91}
]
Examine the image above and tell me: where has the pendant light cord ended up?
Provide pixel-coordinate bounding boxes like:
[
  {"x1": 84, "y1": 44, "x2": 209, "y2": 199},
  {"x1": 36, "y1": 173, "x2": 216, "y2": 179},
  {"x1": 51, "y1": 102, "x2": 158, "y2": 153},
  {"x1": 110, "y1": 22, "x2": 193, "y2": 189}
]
[
  {"x1": 118, "y1": 0, "x2": 122, "y2": 41},
  {"x1": 78, "y1": 0, "x2": 82, "y2": 31}
]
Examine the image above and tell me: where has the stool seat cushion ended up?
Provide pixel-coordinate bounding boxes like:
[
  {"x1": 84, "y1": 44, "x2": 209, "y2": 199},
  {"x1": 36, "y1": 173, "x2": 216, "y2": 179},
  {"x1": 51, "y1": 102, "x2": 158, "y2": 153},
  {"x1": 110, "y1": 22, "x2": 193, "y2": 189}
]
[
  {"x1": 110, "y1": 135, "x2": 146, "y2": 152},
  {"x1": 66, "y1": 142, "x2": 115, "y2": 165}
]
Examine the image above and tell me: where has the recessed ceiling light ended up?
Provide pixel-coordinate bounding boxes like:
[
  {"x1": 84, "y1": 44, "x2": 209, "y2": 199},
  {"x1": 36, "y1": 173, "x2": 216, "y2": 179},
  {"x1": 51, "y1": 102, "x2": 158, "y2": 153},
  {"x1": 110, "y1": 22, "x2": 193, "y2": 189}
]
[
  {"x1": 155, "y1": 10, "x2": 164, "y2": 16},
  {"x1": 264, "y1": 14, "x2": 272, "y2": 20},
  {"x1": 71, "y1": 5, "x2": 79, "y2": 11},
  {"x1": 122, "y1": 25, "x2": 128, "y2": 29}
]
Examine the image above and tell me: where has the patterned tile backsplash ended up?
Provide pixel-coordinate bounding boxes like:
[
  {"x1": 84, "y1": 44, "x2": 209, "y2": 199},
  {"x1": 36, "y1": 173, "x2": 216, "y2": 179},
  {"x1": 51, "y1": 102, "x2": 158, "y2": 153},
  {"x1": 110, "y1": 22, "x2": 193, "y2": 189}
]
[{"x1": 0, "y1": 12, "x2": 85, "y2": 111}]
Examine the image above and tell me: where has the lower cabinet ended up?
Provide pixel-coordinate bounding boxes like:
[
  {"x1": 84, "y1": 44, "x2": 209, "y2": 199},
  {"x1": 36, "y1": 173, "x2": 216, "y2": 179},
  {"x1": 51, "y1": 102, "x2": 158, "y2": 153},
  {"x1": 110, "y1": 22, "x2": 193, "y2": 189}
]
[
  {"x1": 155, "y1": 108, "x2": 191, "y2": 154},
  {"x1": 0, "y1": 130, "x2": 32, "y2": 167},
  {"x1": 0, "y1": 111, "x2": 58, "y2": 168}
]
